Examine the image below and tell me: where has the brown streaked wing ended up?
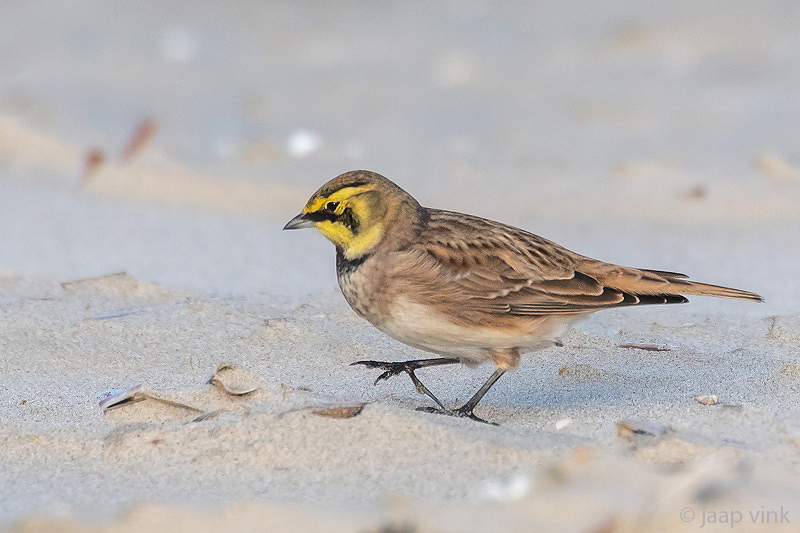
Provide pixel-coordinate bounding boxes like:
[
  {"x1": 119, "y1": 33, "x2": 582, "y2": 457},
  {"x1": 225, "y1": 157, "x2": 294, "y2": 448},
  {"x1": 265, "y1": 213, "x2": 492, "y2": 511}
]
[{"x1": 413, "y1": 209, "x2": 689, "y2": 316}]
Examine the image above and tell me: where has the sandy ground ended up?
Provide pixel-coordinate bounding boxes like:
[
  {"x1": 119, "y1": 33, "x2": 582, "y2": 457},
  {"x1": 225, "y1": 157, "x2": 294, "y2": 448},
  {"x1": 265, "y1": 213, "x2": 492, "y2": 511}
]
[{"x1": 2, "y1": 2, "x2": 800, "y2": 532}]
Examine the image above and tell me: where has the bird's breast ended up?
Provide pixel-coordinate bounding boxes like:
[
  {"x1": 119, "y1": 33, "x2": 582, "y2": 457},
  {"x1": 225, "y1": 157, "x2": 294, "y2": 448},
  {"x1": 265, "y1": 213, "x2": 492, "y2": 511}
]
[{"x1": 336, "y1": 252, "x2": 391, "y2": 324}]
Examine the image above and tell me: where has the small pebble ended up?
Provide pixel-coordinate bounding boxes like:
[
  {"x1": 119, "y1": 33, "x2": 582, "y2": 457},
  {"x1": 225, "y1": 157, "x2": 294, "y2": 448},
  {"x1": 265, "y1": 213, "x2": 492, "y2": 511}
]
[{"x1": 694, "y1": 394, "x2": 719, "y2": 406}]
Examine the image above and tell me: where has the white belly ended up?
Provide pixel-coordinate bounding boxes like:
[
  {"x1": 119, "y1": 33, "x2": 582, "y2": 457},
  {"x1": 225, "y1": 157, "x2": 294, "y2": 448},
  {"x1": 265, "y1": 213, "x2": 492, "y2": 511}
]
[{"x1": 376, "y1": 296, "x2": 580, "y2": 365}]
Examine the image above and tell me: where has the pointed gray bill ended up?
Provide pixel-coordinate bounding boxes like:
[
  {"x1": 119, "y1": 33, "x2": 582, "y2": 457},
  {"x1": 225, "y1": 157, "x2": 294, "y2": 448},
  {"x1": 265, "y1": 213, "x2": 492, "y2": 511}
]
[{"x1": 283, "y1": 213, "x2": 315, "y2": 230}]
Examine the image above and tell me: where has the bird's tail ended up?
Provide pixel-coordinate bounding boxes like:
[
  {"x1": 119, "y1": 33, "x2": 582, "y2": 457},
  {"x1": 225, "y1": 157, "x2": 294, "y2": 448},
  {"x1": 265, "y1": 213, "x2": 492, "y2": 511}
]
[
  {"x1": 667, "y1": 280, "x2": 763, "y2": 302},
  {"x1": 641, "y1": 269, "x2": 763, "y2": 302}
]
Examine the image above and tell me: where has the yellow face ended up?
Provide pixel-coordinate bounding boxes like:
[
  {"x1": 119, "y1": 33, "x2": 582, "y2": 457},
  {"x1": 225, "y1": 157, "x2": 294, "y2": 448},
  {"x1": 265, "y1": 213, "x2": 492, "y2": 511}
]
[{"x1": 283, "y1": 184, "x2": 386, "y2": 259}]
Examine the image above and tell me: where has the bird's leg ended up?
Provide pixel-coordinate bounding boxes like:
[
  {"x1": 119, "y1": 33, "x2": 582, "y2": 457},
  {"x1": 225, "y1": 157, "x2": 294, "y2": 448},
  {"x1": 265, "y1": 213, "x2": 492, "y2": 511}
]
[
  {"x1": 350, "y1": 357, "x2": 459, "y2": 410},
  {"x1": 453, "y1": 368, "x2": 506, "y2": 423},
  {"x1": 418, "y1": 368, "x2": 506, "y2": 426}
]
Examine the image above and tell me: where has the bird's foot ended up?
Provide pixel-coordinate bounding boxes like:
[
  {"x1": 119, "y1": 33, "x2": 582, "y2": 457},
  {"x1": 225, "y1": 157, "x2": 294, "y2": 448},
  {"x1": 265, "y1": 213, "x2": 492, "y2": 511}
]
[
  {"x1": 351, "y1": 359, "x2": 452, "y2": 411},
  {"x1": 350, "y1": 360, "x2": 424, "y2": 386},
  {"x1": 415, "y1": 405, "x2": 498, "y2": 426}
]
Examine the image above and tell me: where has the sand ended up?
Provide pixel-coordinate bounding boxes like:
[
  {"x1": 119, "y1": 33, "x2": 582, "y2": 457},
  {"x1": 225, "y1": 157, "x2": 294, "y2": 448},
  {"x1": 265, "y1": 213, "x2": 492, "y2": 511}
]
[{"x1": 2, "y1": 2, "x2": 800, "y2": 531}]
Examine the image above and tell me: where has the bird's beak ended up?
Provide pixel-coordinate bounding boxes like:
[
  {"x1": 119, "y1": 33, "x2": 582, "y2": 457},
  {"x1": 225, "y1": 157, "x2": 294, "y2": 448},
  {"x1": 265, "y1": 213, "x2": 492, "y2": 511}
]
[{"x1": 283, "y1": 213, "x2": 315, "y2": 230}]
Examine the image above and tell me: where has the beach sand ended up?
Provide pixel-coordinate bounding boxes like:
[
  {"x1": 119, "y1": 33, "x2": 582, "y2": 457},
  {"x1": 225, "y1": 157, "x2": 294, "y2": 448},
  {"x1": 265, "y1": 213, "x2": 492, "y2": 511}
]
[{"x1": 2, "y1": 2, "x2": 800, "y2": 531}]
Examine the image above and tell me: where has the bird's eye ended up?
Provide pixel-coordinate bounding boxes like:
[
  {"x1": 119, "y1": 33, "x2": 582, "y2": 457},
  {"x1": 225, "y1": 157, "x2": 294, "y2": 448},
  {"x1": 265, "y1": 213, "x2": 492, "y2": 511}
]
[{"x1": 325, "y1": 201, "x2": 340, "y2": 212}]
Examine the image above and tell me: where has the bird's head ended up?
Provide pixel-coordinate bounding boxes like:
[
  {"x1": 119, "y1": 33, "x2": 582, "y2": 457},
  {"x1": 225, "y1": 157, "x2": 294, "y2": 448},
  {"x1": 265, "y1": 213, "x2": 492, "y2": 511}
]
[{"x1": 283, "y1": 170, "x2": 423, "y2": 259}]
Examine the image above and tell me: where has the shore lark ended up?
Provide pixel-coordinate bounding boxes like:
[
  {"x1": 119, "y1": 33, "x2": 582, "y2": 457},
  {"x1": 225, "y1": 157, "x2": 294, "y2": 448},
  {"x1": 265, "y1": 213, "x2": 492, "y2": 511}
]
[{"x1": 284, "y1": 170, "x2": 762, "y2": 424}]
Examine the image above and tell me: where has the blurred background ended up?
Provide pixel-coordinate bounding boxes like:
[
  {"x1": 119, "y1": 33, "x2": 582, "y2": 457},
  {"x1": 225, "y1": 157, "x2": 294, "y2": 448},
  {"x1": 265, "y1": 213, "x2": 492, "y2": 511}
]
[
  {"x1": 1, "y1": 1, "x2": 798, "y2": 310},
  {"x1": 2, "y1": 5, "x2": 800, "y2": 529}
]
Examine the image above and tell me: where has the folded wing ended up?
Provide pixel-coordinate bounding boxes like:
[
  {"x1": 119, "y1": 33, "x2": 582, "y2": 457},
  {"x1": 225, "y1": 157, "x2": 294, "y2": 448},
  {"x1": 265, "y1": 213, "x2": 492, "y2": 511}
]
[{"x1": 407, "y1": 209, "x2": 761, "y2": 317}]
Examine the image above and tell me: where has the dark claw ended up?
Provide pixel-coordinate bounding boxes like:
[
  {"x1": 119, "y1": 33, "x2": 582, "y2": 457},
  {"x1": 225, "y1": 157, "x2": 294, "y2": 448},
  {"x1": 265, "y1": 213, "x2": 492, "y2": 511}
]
[
  {"x1": 349, "y1": 360, "x2": 389, "y2": 369},
  {"x1": 350, "y1": 360, "x2": 410, "y2": 385},
  {"x1": 375, "y1": 371, "x2": 392, "y2": 385},
  {"x1": 415, "y1": 405, "x2": 499, "y2": 426}
]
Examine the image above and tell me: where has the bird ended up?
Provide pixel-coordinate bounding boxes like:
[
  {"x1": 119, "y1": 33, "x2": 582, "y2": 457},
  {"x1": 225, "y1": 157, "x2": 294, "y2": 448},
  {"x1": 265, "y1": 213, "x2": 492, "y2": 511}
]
[{"x1": 283, "y1": 170, "x2": 762, "y2": 424}]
